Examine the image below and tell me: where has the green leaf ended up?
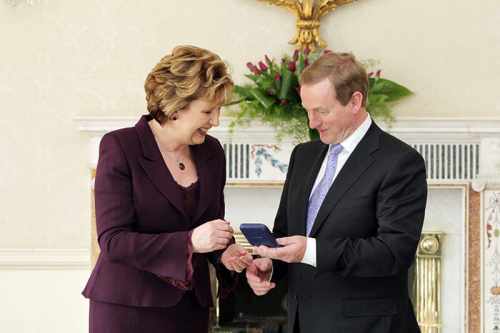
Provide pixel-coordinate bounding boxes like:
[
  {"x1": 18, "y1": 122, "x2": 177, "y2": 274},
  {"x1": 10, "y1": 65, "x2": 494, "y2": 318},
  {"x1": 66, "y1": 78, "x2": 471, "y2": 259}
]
[
  {"x1": 256, "y1": 76, "x2": 276, "y2": 92},
  {"x1": 367, "y1": 102, "x2": 394, "y2": 123},
  {"x1": 278, "y1": 68, "x2": 294, "y2": 100},
  {"x1": 370, "y1": 78, "x2": 412, "y2": 102},
  {"x1": 297, "y1": 52, "x2": 305, "y2": 75},
  {"x1": 278, "y1": 66, "x2": 300, "y2": 103},
  {"x1": 245, "y1": 74, "x2": 260, "y2": 83},
  {"x1": 367, "y1": 93, "x2": 389, "y2": 107},
  {"x1": 249, "y1": 88, "x2": 275, "y2": 109},
  {"x1": 233, "y1": 85, "x2": 253, "y2": 99},
  {"x1": 368, "y1": 77, "x2": 376, "y2": 90}
]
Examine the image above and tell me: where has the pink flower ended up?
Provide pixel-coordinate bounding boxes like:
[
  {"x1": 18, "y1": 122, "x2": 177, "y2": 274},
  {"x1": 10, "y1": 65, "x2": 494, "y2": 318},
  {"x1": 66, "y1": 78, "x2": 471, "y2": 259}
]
[
  {"x1": 274, "y1": 73, "x2": 281, "y2": 81},
  {"x1": 303, "y1": 47, "x2": 311, "y2": 55},
  {"x1": 258, "y1": 61, "x2": 268, "y2": 71},
  {"x1": 246, "y1": 62, "x2": 261, "y2": 75},
  {"x1": 288, "y1": 61, "x2": 296, "y2": 72}
]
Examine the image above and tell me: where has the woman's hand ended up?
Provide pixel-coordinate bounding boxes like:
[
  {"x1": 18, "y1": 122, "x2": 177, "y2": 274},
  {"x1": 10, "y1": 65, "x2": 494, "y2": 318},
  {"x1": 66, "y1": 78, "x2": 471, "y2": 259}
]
[
  {"x1": 191, "y1": 219, "x2": 233, "y2": 253},
  {"x1": 221, "y1": 244, "x2": 253, "y2": 273}
]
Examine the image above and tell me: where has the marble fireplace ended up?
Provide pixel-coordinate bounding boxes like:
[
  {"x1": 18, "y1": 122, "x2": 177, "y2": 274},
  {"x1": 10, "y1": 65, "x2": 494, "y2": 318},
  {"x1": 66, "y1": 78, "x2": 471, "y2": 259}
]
[{"x1": 76, "y1": 116, "x2": 500, "y2": 333}]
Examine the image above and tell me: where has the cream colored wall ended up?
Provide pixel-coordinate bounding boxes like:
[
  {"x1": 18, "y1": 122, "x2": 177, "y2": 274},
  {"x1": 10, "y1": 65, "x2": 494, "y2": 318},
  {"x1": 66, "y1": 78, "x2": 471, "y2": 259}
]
[{"x1": 0, "y1": 0, "x2": 499, "y2": 249}]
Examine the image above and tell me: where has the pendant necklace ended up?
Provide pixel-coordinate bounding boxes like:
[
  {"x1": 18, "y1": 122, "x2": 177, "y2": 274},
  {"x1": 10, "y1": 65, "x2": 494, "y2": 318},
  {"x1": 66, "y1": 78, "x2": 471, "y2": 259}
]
[
  {"x1": 177, "y1": 159, "x2": 186, "y2": 171},
  {"x1": 150, "y1": 126, "x2": 187, "y2": 171},
  {"x1": 160, "y1": 149, "x2": 187, "y2": 171}
]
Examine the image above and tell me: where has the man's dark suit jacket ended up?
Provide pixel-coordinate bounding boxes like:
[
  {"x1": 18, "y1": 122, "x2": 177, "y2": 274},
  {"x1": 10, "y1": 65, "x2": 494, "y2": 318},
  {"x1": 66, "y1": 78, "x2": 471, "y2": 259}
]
[
  {"x1": 82, "y1": 115, "x2": 228, "y2": 308},
  {"x1": 273, "y1": 122, "x2": 427, "y2": 333}
]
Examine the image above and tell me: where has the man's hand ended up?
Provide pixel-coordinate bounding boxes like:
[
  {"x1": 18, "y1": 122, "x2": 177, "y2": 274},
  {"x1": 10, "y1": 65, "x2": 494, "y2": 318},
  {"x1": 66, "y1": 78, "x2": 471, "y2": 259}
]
[
  {"x1": 252, "y1": 235, "x2": 307, "y2": 263},
  {"x1": 246, "y1": 258, "x2": 275, "y2": 296},
  {"x1": 221, "y1": 244, "x2": 253, "y2": 273}
]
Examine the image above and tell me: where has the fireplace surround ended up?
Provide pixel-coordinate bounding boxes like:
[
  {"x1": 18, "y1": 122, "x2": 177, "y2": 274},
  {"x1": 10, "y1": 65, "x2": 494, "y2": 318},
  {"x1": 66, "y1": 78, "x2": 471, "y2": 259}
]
[{"x1": 76, "y1": 116, "x2": 500, "y2": 333}]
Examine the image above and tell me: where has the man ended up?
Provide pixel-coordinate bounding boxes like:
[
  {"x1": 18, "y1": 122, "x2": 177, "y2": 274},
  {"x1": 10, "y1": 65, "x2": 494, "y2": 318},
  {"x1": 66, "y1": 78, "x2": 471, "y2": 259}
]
[{"x1": 246, "y1": 52, "x2": 427, "y2": 333}]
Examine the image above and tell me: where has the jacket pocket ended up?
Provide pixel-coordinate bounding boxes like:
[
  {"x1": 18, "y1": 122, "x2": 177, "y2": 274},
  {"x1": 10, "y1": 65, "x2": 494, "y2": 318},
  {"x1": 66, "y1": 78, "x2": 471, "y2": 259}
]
[{"x1": 342, "y1": 298, "x2": 398, "y2": 317}]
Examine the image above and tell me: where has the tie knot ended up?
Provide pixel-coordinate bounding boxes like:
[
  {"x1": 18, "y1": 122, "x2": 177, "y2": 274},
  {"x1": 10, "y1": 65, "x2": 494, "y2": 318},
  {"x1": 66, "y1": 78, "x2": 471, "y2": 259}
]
[{"x1": 330, "y1": 144, "x2": 343, "y2": 157}]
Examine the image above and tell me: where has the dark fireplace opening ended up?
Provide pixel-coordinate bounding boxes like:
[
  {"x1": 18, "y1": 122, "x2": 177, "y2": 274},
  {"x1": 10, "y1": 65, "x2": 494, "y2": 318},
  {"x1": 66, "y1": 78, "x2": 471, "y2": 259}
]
[
  {"x1": 218, "y1": 276, "x2": 288, "y2": 332},
  {"x1": 215, "y1": 261, "x2": 417, "y2": 333}
]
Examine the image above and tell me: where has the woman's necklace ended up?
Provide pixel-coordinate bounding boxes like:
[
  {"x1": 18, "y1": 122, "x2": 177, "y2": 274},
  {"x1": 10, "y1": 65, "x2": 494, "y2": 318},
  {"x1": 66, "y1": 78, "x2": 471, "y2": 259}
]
[
  {"x1": 160, "y1": 150, "x2": 187, "y2": 171},
  {"x1": 176, "y1": 158, "x2": 186, "y2": 171},
  {"x1": 150, "y1": 123, "x2": 187, "y2": 171}
]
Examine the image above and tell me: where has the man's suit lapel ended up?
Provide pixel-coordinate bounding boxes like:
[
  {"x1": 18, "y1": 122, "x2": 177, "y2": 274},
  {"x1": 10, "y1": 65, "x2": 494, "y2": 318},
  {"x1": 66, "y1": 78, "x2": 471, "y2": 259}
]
[
  {"x1": 135, "y1": 116, "x2": 188, "y2": 221},
  {"x1": 309, "y1": 123, "x2": 381, "y2": 237}
]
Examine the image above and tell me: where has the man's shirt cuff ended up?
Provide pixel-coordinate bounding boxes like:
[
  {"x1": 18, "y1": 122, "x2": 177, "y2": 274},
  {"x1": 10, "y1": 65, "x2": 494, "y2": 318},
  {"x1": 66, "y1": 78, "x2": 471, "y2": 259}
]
[{"x1": 300, "y1": 237, "x2": 317, "y2": 267}]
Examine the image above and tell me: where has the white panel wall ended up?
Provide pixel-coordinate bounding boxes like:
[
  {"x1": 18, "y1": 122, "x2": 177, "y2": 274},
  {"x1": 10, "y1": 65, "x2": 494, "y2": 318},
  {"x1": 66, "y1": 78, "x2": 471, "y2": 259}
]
[{"x1": 0, "y1": 268, "x2": 90, "y2": 333}]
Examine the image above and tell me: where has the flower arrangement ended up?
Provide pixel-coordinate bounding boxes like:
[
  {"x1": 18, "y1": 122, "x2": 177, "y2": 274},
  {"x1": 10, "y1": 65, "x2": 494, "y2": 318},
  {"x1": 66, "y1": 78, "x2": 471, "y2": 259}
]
[{"x1": 229, "y1": 49, "x2": 412, "y2": 142}]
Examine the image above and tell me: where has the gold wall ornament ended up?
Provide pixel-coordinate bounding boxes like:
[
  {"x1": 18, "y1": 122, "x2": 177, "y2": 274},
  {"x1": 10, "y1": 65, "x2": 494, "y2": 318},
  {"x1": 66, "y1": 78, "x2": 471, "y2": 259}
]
[
  {"x1": 256, "y1": 0, "x2": 354, "y2": 51},
  {"x1": 413, "y1": 232, "x2": 444, "y2": 333}
]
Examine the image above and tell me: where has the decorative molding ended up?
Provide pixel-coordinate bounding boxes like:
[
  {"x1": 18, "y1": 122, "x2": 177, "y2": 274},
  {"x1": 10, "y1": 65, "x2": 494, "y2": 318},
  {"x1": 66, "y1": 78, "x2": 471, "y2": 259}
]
[
  {"x1": 226, "y1": 180, "x2": 284, "y2": 188},
  {"x1": 472, "y1": 180, "x2": 487, "y2": 193},
  {"x1": 74, "y1": 116, "x2": 500, "y2": 172},
  {"x1": 378, "y1": 117, "x2": 500, "y2": 143},
  {"x1": 482, "y1": 190, "x2": 500, "y2": 332},
  {"x1": 75, "y1": 116, "x2": 500, "y2": 143},
  {"x1": 6, "y1": 0, "x2": 40, "y2": 6},
  {"x1": 0, "y1": 249, "x2": 90, "y2": 270},
  {"x1": 472, "y1": 180, "x2": 500, "y2": 193},
  {"x1": 74, "y1": 116, "x2": 293, "y2": 144},
  {"x1": 74, "y1": 116, "x2": 138, "y2": 135},
  {"x1": 226, "y1": 179, "x2": 472, "y2": 188}
]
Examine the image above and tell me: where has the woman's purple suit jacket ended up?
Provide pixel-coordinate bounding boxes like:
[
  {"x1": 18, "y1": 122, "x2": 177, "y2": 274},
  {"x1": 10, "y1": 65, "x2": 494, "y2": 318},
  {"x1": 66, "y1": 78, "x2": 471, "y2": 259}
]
[{"x1": 82, "y1": 115, "x2": 228, "y2": 308}]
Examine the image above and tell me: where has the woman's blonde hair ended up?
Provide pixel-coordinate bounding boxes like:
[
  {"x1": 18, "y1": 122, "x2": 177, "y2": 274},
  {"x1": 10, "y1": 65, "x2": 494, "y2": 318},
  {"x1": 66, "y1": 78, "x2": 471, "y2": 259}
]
[{"x1": 144, "y1": 45, "x2": 233, "y2": 124}]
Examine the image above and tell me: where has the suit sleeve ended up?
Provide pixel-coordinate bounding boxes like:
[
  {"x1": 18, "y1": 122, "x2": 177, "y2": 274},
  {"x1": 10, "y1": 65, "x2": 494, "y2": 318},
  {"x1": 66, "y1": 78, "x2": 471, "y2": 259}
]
[
  {"x1": 95, "y1": 133, "x2": 190, "y2": 281},
  {"x1": 271, "y1": 144, "x2": 299, "y2": 282},
  {"x1": 316, "y1": 149, "x2": 427, "y2": 277}
]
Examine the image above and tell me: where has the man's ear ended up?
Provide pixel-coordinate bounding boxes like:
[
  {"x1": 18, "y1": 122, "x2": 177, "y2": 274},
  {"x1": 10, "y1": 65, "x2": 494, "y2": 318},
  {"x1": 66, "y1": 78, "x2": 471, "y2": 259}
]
[{"x1": 350, "y1": 91, "x2": 364, "y2": 113}]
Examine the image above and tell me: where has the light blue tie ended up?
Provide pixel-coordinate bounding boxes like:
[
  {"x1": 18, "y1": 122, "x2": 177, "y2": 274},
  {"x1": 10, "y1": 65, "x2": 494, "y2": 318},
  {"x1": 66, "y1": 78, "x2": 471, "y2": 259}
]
[{"x1": 306, "y1": 144, "x2": 343, "y2": 236}]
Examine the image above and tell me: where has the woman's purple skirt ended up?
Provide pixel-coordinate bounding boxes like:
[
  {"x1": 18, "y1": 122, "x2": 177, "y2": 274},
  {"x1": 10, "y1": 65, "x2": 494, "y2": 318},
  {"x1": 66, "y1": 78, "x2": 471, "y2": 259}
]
[{"x1": 89, "y1": 291, "x2": 209, "y2": 333}]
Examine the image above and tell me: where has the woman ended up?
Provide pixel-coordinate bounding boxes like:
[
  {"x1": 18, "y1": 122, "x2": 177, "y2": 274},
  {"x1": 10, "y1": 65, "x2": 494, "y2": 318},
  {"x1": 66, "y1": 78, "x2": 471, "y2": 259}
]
[{"x1": 82, "y1": 45, "x2": 252, "y2": 332}]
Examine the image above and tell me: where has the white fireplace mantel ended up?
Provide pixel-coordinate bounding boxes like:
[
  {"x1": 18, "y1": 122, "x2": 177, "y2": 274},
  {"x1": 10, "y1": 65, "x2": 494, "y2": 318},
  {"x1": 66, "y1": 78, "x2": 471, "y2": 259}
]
[
  {"x1": 75, "y1": 116, "x2": 500, "y2": 184},
  {"x1": 75, "y1": 116, "x2": 500, "y2": 142}
]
